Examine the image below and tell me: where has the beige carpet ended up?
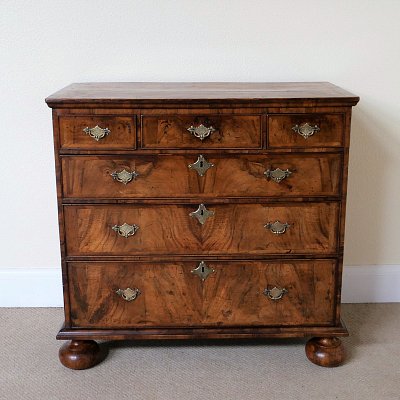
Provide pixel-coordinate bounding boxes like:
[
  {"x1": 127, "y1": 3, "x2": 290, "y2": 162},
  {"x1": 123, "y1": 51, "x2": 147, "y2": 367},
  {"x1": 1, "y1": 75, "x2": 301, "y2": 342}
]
[{"x1": 1, "y1": 304, "x2": 399, "y2": 400}]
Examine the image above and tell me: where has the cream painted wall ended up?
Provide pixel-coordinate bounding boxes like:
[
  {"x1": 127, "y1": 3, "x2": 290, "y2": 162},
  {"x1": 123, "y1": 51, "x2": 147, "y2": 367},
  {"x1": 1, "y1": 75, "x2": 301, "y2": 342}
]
[{"x1": 1, "y1": 0, "x2": 399, "y2": 269}]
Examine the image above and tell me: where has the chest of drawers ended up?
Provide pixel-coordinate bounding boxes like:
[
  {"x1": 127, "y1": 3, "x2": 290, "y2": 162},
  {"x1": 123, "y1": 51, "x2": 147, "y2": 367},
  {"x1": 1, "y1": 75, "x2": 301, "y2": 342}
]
[{"x1": 46, "y1": 82, "x2": 359, "y2": 369}]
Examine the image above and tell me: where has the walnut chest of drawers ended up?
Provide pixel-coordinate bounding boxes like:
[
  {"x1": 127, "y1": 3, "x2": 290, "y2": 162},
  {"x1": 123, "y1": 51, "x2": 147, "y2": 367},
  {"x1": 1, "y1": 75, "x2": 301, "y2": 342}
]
[{"x1": 46, "y1": 82, "x2": 359, "y2": 369}]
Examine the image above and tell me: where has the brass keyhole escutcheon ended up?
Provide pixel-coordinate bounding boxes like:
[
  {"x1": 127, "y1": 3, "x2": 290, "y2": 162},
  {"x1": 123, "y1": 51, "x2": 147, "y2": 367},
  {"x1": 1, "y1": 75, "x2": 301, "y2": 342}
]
[
  {"x1": 188, "y1": 155, "x2": 215, "y2": 177},
  {"x1": 189, "y1": 204, "x2": 215, "y2": 225},
  {"x1": 191, "y1": 261, "x2": 215, "y2": 282}
]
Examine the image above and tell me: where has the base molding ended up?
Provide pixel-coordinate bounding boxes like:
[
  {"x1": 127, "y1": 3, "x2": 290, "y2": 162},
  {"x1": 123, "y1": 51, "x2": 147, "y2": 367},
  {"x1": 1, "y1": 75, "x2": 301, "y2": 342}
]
[
  {"x1": 0, "y1": 265, "x2": 399, "y2": 307},
  {"x1": 57, "y1": 322, "x2": 349, "y2": 341}
]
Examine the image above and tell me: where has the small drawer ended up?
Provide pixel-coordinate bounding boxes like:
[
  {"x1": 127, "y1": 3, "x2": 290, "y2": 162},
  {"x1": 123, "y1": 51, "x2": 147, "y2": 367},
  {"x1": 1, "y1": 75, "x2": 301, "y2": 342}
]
[
  {"x1": 64, "y1": 202, "x2": 339, "y2": 256},
  {"x1": 268, "y1": 114, "x2": 344, "y2": 148},
  {"x1": 59, "y1": 115, "x2": 136, "y2": 149},
  {"x1": 141, "y1": 114, "x2": 262, "y2": 149},
  {"x1": 68, "y1": 260, "x2": 336, "y2": 328},
  {"x1": 62, "y1": 153, "x2": 341, "y2": 199}
]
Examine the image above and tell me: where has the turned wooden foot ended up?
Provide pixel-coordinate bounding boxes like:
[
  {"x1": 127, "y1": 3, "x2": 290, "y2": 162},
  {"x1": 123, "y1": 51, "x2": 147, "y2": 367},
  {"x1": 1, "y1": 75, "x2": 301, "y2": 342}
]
[
  {"x1": 305, "y1": 337, "x2": 345, "y2": 367},
  {"x1": 59, "y1": 340, "x2": 103, "y2": 370}
]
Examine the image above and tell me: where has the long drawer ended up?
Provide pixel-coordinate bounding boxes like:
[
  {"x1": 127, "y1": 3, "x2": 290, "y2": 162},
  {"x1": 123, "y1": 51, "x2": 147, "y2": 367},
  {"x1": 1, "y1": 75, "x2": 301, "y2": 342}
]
[
  {"x1": 62, "y1": 153, "x2": 341, "y2": 199},
  {"x1": 68, "y1": 260, "x2": 336, "y2": 328},
  {"x1": 64, "y1": 202, "x2": 339, "y2": 256}
]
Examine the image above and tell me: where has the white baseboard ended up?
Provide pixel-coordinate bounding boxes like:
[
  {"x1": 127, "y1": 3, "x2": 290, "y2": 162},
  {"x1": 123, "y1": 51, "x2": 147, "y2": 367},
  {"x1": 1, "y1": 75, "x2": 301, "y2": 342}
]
[
  {"x1": 342, "y1": 265, "x2": 400, "y2": 303},
  {"x1": 0, "y1": 265, "x2": 399, "y2": 307},
  {"x1": 0, "y1": 269, "x2": 63, "y2": 307}
]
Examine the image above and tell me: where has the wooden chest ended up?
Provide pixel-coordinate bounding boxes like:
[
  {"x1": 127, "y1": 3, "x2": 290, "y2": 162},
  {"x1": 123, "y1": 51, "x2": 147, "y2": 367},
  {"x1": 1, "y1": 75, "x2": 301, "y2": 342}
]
[{"x1": 46, "y1": 82, "x2": 359, "y2": 369}]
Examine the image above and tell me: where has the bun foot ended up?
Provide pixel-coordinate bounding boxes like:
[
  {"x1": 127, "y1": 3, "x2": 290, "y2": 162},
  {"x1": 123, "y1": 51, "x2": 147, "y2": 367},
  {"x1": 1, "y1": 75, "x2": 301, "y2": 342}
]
[
  {"x1": 305, "y1": 337, "x2": 345, "y2": 367},
  {"x1": 59, "y1": 340, "x2": 103, "y2": 370}
]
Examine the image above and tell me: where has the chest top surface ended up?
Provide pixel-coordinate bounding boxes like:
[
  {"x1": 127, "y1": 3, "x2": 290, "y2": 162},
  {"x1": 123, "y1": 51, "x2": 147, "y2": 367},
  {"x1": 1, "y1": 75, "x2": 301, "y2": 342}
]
[{"x1": 46, "y1": 82, "x2": 359, "y2": 107}]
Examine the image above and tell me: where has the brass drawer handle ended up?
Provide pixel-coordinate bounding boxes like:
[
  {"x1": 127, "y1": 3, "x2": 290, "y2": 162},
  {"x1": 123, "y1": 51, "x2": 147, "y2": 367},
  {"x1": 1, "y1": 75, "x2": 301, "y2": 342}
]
[
  {"x1": 83, "y1": 125, "x2": 110, "y2": 141},
  {"x1": 188, "y1": 155, "x2": 215, "y2": 176},
  {"x1": 116, "y1": 287, "x2": 140, "y2": 301},
  {"x1": 112, "y1": 223, "x2": 139, "y2": 238},
  {"x1": 187, "y1": 124, "x2": 215, "y2": 141},
  {"x1": 264, "y1": 221, "x2": 290, "y2": 234},
  {"x1": 264, "y1": 168, "x2": 292, "y2": 183},
  {"x1": 263, "y1": 286, "x2": 287, "y2": 301},
  {"x1": 292, "y1": 123, "x2": 320, "y2": 139},
  {"x1": 191, "y1": 261, "x2": 215, "y2": 282},
  {"x1": 111, "y1": 169, "x2": 139, "y2": 185},
  {"x1": 189, "y1": 204, "x2": 215, "y2": 225}
]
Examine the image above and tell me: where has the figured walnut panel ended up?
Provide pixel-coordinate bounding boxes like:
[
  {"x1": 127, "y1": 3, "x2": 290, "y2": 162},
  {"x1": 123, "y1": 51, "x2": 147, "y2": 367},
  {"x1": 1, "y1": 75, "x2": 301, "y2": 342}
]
[
  {"x1": 64, "y1": 203, "x2": 339, "y2": 256},
  {"x1": 59, "y1": 116, "x2": 136, "y2": 149},
  {"x1": 62, "y1": 153, "x2": 341, "y2": 199},
  {"x1": 68, "y1": 260, "x2": 336, "y2": 328},
  {"x1": 141, "y1": 114, "x2": 261, "y2": 149},
  {"x1": 268, "y1": 114, "x2": 344, "y2": 148}
]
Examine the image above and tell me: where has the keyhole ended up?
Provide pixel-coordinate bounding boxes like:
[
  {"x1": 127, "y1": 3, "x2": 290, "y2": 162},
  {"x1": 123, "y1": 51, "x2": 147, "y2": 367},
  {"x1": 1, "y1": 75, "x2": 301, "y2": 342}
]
[
  {"x1": 201, "y1": 266, "x2": 205, "y2": 273},
  {"x1": 200, "y1": 210, "x2": 204, "y2": 215},
  {"x1": 199, "y1": 161, "x2": 204, "y2": 168}
]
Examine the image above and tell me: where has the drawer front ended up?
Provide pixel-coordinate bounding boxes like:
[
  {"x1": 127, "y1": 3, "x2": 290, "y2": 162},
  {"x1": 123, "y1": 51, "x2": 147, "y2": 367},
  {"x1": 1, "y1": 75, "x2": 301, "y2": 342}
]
[
  {"x1": 62, "y1": 154, "x2": 341, "y2": 199},
  {"x1": 64, "y1": 203, "x2": 338, "y2": 256},
  {"x1": 141, "y1": 114, "x2": 262, "y2": 149},
  {"x1": 68, "y1": 260, "x2": 336, "y2": 328},
  {"x1": 59, "y1": 116, "x2": 136, "y2": 149},
  {"x1": 268, "y1": 114, "x2": 344, "y2": 148}
]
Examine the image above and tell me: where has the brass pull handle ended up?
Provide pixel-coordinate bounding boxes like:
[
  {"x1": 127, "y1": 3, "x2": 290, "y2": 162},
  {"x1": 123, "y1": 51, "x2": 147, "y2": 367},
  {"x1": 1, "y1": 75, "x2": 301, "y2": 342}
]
[
  {"x1": 188, "y1": 155, "x2": 215, "y2": 176},
  {"x1": 83, "y1": 125, "x2": 110, "y2": 141},
  {"x1": 264, "y1": 168, "x2": 292, "y2": 183},
  {"x1": 263, "y1": 287, "x2": 287, "y2": 301},
  {"x1": 116, "y1": 287, "x2": 140, "y2": 301},
  {"x1": 187, "y1": 124, "x2": 215, "y2": 141},
  {"x1": 189, "y1": 204, "x2": 215, "y2": 225},
  {"x1": 111, "y1": 169, "x2": 139, "y2": 185},
  {"x1": 292, "y1": 123, "x2": 320, "y2": 139},
  {"x1": 191, "y1": 261, "x2": 215, "y2": 282},
  {"x1": 112, "y1": 223, "x2": 139, "y2": 238},
  {"x1": 264, "y1": 221, "x2": 290, "y2": 234}
]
